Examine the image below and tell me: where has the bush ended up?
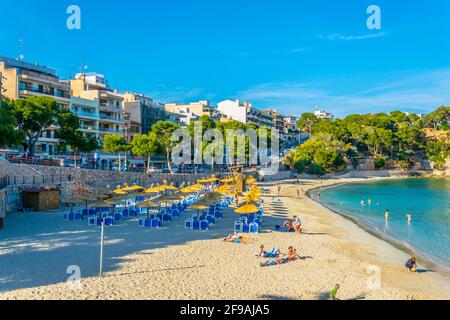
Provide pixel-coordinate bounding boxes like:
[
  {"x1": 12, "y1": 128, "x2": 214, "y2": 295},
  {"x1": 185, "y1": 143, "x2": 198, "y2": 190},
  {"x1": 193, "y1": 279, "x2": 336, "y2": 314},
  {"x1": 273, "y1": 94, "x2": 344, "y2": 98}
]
[{"x1": 374, "y1": 157, "x2": 386, "y2": 170}]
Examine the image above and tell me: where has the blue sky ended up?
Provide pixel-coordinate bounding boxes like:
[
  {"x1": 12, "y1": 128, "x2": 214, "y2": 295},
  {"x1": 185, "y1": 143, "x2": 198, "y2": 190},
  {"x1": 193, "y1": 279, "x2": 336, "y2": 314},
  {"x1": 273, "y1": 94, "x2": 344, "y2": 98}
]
[{"x1": 1, "y1": 0, "x2": 449, "y2": 117}]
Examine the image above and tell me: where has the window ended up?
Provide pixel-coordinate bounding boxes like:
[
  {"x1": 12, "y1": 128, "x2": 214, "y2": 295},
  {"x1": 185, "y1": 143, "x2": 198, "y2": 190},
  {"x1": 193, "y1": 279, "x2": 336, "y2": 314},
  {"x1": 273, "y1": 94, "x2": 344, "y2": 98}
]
[{"x1": 19, "y1": 82, "x2": 27, "y2": 90}]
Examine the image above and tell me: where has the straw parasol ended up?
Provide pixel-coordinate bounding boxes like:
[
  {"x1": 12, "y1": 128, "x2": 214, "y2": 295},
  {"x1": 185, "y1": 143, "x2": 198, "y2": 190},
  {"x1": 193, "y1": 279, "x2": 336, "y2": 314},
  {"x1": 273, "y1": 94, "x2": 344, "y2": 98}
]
[
  {"x1": 63, "y1": 198, "x2": 85, "y2": 214},
  {"x1": 235, "y1": 203, "x2": 260, "y2": 215},
  {"x1": 137, "y1": 200, "x2": 161, "y2": 219},
  {"x1": 113, "y1": 185, "x2": 127, "y2": 195}
]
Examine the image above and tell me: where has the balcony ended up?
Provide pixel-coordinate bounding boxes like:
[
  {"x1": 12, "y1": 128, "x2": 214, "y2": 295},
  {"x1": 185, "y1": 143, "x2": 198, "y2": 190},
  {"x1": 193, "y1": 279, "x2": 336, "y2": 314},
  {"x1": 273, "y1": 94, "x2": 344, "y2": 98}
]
[
  {"x1": 99, "y1": 113, "x2": 123, "y2": 123},
  {"x1": 72, "y1": 110, "x2": 100, "y2": 119},
  {"x1": 19, "y1": 87, "x2": 70, "y2": 100},
  {"x1": 100, "y1": 103, "x2": 121, "y2": 113},
  {"x1": 99, "y1": 128, "x2": 124, "y2": 134},
  {"x1": 80, "y1": 125, "x2": 99, "y2": 132}
]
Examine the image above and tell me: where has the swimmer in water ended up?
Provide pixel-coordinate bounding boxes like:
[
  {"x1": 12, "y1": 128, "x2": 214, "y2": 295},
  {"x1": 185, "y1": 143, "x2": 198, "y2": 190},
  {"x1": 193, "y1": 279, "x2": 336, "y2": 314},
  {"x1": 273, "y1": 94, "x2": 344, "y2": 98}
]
[
  {"x1": 361, "y1": 200, "x2": 366, "y2": 206},
  {"x1": 407, "y1": 213, "x2": 412, "y2": 224},
  {"x1": 385, "y1": 209, "x2": 390, "y2": 222},
  {"x1": 368, "y1": 199, "x2": 372, "y2": 206}
]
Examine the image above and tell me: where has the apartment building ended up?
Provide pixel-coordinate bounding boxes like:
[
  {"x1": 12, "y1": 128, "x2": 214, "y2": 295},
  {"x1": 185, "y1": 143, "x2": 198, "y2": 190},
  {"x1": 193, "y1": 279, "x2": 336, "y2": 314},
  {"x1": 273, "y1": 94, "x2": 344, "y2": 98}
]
[
  {"x1": 217, "y1": 100, "x2": 274, "y2": 128},
  {"x1": 70, "y1": 73, "x2": 124, "y2": 143},
  {"x1": 69, "y1": 96, "x2": 100, "y2": 141},
  {"x1": 0, "y1": 56, "x2": 71, "y2": 155},
  {"x1": 122, "y1": 92, "x2": 168, "y2": 139},
  {"x1": 164, "y1": 100, "x2": 220, "y2": 125}
]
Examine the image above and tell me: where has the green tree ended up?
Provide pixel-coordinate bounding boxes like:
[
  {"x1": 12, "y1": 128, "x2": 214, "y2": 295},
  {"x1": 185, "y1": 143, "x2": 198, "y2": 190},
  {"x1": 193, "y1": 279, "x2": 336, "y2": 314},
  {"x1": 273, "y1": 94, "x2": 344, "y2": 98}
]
[
  {"x1": 290, "y1": 134, "x2": 349, "y2": 175},
  {"x1": 13, "y1": 96, "x2": 59, "y2": 155},
  {"x1": 423, "y1": 106, "x2": 450, "y2": 130},
  {"x1": 296, "y1": 112, "x2": 319, "y2": 134},
  {"x1": 130, "y1": 132, "x2": 159, "y2": 174},
  {"x1": 56, "y1": 109, "x2": 98, "y2": 168},
  {"x1": 103, "y1": 134, "x2": 130, "y2": 171},
  {"x1": 151, "y1": 121, "x2": 180, "y2": 174},
  {"x1": 0, "y1": 98, "x2": 23, "y2": 147}
]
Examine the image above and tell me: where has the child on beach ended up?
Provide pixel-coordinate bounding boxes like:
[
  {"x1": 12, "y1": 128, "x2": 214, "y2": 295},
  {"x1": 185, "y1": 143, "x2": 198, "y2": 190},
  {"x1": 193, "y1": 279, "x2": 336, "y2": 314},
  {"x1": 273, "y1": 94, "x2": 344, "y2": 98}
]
[
  {"x1": 329, "y1": 284, "x2": 340, "y2": 300},
  {"x1": 405, "y1": 257, "x2": 417, "y2": 272}
]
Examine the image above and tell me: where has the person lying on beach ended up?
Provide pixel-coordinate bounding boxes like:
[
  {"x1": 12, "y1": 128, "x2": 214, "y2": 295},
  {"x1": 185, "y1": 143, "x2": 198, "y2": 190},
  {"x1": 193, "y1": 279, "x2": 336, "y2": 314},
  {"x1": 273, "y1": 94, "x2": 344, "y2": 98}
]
[
  {"x1": 224, "y1": 234, "x2": 253, "y2": 244},
  {"x1": 405, "y1": 257, "x2": 417, "y2": 272},
  {"x1": 260, "y1": 258, "x2": 289, "y2": 267},
  {"x1": 255, "y1": 245, "x2": 280, "y2": 258},
  {"x1": 330, "y1": 284, "x2": 340, "y2": 300}
]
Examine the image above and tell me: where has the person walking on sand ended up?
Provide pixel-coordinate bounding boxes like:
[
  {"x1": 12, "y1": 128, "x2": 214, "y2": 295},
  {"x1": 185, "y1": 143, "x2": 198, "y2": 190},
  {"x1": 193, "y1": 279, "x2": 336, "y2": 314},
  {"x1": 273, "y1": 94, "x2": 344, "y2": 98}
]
[
  {"x1": 294, "y1": 216, "x2": 302, "y2": 234},
  {"x1": 277, "y1": 184, "x2": 281, "y2": 197},
  {"x1": 297, "y1": 188, "x2": 301, "y2": 198},
  {"x1": 405, "y1": 257, "x2": 417, "y2": 272},
  {"x1": 330, "y1": 284, "x2": 340, "y2": 300}
]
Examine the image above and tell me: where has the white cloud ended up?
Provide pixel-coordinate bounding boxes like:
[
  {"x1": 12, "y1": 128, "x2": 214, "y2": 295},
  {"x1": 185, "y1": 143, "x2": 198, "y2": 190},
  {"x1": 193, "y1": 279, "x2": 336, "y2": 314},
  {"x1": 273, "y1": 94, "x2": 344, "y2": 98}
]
[{"x1": 237, "y1": 69, "x2": 450, "y2": 117}]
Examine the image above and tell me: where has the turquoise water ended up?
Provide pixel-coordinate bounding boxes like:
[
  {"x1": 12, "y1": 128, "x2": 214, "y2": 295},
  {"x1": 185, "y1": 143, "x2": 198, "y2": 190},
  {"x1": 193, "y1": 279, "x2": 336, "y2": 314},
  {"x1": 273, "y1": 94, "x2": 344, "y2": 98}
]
[{"x1": 317, "y1": 178, "x2": 450, "y2": 271}]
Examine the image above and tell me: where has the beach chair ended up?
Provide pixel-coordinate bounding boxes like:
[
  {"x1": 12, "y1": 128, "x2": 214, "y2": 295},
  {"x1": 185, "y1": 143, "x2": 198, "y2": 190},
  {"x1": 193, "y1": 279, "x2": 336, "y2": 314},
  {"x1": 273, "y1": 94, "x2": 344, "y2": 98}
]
[
  {"x1": 88, "y1": 217, "x2": 97, "y2": 227},
  {"x1": 114, "y1": 213, "x2": 123, "y2": 222},
  {"x1": 242, "y1": 224, "x2": 250, "y2": 233},
  {"x1": 75, "y1": 212, "x2": 83, "y2": 221},
  {"x1": 185, "y1": 218, "x2": 194, "y2": 229},
  {"x1": 151, "y1": 218, "x2": 161, "y2": 228},
  {"x1": 205, "y1": 215, "x2": 215, "y2": 224},
  {"x1": 249, "y1": 222, "x2": 259, "y2": 234},
  {"x1": 104, "y1": 216, "x2": 114, "y2": 226},
  {"x1": 144, "y1": 219, "x2": 152, "y2": 228},
  {"x1": 138, "y1": 218, "x2": 146, "y2": 227},
  {"x1": 171, "y1": 209, "x2": 180, "y2": 217},
  {"x1": 239, "y1": 216, "x2": 248, "y2": 224},
  {"x1": 214, "y1": 211, "x2": 223, "y2": 219},
  {"x1": 234, "y1": 221, "x2": 243, "y2": 233},
  {"x1": 220, "y1": 201, "x2": 229, "y2": 208},
  {"x1": 192, "y1": 220, "x2": 200, "y2": 230},
  {"x1": 200, "y1": 220, "x2": 209, "y2": 230},
  {"x1": 82, "y1": 208, "x2": 89, "y2": 216},
  {"x1": 162, "y1": 213, "x2": 172, "y2": 222},
  {"x1": 63, "y1": 213, "x2": 69, "y2": 221}
]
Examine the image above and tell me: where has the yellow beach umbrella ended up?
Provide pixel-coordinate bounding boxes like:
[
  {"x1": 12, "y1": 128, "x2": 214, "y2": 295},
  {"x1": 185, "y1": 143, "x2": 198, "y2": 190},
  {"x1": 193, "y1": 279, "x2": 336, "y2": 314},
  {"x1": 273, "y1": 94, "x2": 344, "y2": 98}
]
[
  {"x1": 235, "y1": 203, "x2": 260, "y2": 215},
  {"x1": 130, "y1": 183, "x2": 144, "y2": 191},
  {"x1": 113, "y1": 185, "x2": 127, "y2": 195},
  {"x1": 220, "y1": 177, "x2": 234, "y2": 184},
  {"x1": 246, "y1": 176, "x2": 257, "y2": 185}
]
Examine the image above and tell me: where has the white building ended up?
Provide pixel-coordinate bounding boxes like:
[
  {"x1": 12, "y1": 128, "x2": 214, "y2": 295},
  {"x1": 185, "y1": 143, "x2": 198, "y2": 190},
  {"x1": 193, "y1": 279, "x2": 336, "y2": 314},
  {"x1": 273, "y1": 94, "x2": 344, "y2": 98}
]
[
  {"x1": 217, "y1": 100, "x2": 273, "y2": 127},
  {"x1": 314, "y1": 107, "x2": 335, "y2": 121}
]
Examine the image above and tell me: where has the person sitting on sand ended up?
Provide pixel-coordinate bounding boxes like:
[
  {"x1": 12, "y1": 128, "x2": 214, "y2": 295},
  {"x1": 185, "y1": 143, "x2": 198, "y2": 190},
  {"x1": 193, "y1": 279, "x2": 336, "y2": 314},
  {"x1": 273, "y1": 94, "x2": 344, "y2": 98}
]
[
  {"x1": 330, "y1": 284, "x2": 340, "y2": 300},
  {"x1": 405, "y1": 257, "x2": 417, "y2": 272},
  {"x1": 256, "y1": 245, "x2": 280, "y2": 258}
]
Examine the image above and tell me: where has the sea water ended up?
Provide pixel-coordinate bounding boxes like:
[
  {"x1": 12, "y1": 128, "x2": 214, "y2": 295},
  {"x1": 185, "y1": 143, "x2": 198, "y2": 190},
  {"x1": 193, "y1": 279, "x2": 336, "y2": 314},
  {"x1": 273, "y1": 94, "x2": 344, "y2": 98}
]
[{"x1": 318, "y1": 178, "x2": 450, "y2": 271}]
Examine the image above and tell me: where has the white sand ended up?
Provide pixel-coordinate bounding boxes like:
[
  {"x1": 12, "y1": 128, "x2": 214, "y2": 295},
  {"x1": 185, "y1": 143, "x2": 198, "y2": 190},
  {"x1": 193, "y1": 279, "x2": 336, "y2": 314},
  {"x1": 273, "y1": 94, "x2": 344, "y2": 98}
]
[{"x1": 0, "y1": 178, "x2": 449, "y2": 300}]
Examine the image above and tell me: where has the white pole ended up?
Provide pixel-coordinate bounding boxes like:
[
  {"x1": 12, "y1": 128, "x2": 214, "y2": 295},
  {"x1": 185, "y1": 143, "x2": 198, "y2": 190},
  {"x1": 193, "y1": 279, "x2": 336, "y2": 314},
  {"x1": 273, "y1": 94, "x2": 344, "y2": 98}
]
[{"x1": 99, "y1": 221, "x2": 105, "y2": 277}]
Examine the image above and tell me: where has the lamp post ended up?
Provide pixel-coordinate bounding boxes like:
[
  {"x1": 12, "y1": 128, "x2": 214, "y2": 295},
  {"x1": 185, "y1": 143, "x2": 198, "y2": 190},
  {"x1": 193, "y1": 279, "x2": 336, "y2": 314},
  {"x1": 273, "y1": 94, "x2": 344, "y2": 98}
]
[{"x1": 124, "y1": 123, "x2": 128, "y2": 172}]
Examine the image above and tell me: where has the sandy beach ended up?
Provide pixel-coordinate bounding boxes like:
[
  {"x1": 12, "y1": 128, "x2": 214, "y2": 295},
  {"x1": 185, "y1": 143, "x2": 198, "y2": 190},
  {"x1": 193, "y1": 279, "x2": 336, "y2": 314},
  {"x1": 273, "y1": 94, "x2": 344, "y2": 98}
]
[{"x1": 0, "y1": 177, "x2": 449, "y2": 300}]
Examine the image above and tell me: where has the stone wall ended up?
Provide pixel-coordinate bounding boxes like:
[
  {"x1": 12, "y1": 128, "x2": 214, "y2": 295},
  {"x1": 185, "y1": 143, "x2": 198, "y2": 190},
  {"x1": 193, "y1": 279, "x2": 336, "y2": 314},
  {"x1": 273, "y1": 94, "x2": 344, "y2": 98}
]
[{"x1": 26, "y1": 165, "x2": 206, "y2": 195}]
